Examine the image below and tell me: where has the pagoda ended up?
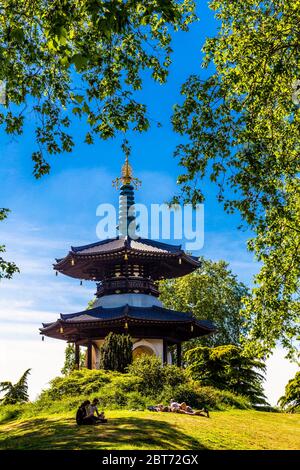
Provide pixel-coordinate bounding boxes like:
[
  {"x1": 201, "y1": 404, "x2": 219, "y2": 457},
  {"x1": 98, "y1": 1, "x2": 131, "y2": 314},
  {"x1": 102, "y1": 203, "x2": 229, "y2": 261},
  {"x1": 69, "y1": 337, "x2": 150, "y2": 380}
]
[{"x1": 40, "y1": 157, "x2": 215, "y2": 368}]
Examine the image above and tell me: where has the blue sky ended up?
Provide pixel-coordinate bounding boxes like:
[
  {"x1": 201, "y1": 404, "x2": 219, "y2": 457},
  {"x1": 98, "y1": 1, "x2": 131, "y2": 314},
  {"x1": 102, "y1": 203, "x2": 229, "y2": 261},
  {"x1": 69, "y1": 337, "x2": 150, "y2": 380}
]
[{"x1": 0, "y1": 2, "x2": 297, "y2": 403}]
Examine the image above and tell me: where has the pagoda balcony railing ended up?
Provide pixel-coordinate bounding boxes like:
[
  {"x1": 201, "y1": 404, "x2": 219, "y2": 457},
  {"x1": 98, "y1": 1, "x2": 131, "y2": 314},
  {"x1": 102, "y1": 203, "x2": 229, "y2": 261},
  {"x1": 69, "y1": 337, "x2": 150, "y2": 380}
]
[{"x1": 96, "y1": 277, "x2": 159, "y2": 297}]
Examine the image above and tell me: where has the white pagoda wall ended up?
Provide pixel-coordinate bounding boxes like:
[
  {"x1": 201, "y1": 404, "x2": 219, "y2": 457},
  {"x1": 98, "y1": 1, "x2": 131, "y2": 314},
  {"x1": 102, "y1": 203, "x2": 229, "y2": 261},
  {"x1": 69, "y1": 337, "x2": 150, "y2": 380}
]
[{"x1": 91, "y1": 338, "x2": 172, "y2": 368}]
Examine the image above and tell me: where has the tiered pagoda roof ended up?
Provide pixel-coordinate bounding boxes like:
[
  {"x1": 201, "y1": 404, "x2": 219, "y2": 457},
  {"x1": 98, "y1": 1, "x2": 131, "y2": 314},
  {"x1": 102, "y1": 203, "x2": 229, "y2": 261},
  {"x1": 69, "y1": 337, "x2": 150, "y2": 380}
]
[
  {"x1": 54, "y1": 236, "x2": 200, "y2": 281},
  {"x1": 40, "y1": 155, "x2": 215, "y2": 350},
  {"x1": 41, "y1": 304, "x2": 214, "y2": 343}
]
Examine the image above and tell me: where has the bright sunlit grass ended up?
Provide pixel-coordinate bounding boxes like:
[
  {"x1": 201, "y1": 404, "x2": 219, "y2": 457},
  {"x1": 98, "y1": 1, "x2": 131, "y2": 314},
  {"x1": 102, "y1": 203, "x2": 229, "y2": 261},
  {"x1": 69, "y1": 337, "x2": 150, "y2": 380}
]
[{"x1": 0, "y1": 409, "x2": 299, "y2": 450}]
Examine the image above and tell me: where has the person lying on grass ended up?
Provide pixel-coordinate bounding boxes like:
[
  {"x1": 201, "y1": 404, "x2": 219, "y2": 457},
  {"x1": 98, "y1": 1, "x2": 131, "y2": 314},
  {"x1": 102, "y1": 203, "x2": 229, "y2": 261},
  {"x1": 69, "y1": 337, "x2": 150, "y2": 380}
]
[
  {"x1": 170, "y1": 399, "x2": 209, "y2": 417},
  {"x1": 177, "y1": 401, "x2": 209, "y2": 418},
  {"x1": 154, "y1": 404, "x2": 170, "y2": 412},
  {"x1": 148, "y1": 400, "x2": 209, "y2": 417}
]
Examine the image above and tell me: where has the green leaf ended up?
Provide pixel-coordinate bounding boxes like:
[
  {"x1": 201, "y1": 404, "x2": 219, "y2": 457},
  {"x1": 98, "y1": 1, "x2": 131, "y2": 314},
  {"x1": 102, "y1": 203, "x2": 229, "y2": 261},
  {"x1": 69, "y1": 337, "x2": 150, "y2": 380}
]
[
  {"x1": 73, "y1": 95, "x2": 84, "y2": 104},
  {"x1": 71, "y1": 54, "x2": 89, "y2": 70}
]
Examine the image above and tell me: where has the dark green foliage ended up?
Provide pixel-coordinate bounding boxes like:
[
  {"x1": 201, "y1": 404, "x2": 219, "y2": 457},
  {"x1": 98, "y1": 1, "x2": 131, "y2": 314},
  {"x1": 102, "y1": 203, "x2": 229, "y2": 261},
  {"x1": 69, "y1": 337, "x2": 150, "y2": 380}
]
[
  {"x1": 0, "y1": 366, "x2": 256, "y2": 424},
  {"x1": 61, "y1": 343, "x2": 86, "y2": 375},
  {"x1": 0, "y1": 244, "x2": 19, "y2": 280},
  {"x1": 129, "y1": 356, "x2": 250, "y2": 409},
  {"x1": 159, "y1": 257, "x2": 249, "y2": 349},
  {"x1": 0, "y1": 369, "x2": 31, "y2": 405},
  {"x1": 127, "y1": 355, "x2": 187, "y2": 396},
  {"x1": 99, "y1": 333, "x2": 133, "y2": 372},
  {"x1": 40, "y1": 369, "x2": 111, "y2": 400},
  {"x1": 159, "y1": 384, "x2": 251, "y2": 410},
  {"x1": 0, "y1": 208, "x2": 19, "y2": 280},
  {"x1": 127, "y1": 356, "x2": 163, "y2": 395},
  {"x1": 0, "y1": 0, "x2": 195, "y2": 174},
  {"x1": 278, "y1": 371, "x2": 300, "y2": 412},
  {"x1": 0, "y1": 404, "x2": 25, "y2": 424},
  {"x1": 36, "y1": 369, "x2": 146, "y2": 411},
  {"x1": 36, "y1": 365, "x2": 251, "y2": 413},
  {"x1": 0, "y1": 1, "x2": 195, "y2": 280},
  {"x1": 171, "y1": 0, "x2": 300, "y2": 359},
  {"x1": 185, "y1": 345, "x2": 268, "y2": 405}
]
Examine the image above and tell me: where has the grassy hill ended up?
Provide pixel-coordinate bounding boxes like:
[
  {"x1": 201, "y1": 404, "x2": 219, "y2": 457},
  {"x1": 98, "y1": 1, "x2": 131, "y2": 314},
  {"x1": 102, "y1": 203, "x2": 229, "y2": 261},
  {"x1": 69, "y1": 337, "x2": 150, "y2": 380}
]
[
  {"x1": 0, "y1": 409, "x2": 299, "y2": 450},
  {"x1": 1, "y1": 364, "x2": 298, "y2": 450}
]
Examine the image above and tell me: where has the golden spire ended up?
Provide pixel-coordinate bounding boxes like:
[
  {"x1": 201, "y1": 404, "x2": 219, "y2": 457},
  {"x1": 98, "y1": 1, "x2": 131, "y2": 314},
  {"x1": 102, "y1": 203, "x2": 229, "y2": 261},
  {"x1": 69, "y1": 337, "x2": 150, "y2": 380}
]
[
  {"x1": 122, "y1": 155, "x2": 133, "y2": 185},
  {"x1": 113, "y1": 155, "x2": 141, "y2": 189}
]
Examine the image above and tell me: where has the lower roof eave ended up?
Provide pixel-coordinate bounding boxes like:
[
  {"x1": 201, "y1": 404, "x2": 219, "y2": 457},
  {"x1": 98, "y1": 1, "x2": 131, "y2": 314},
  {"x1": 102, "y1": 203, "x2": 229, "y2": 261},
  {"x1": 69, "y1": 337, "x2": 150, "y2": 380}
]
[
  {"x1": 41, "y1": 317, "x2": 215, "y2": 330},
  {"x1": 39, "y1": 318, "x2": 215, "y2": 342}
]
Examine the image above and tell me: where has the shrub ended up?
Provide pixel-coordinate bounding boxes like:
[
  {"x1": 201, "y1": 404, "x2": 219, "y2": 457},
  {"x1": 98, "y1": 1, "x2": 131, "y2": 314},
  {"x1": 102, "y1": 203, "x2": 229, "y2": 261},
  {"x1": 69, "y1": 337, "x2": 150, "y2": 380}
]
[
  {"x1": 127, "y1": 355, "x2": 163, "y2": 395},
  {"x1": 126, "y1": 355, "x2": 187, "y2": 396},
  {"x1": 185, "y1": 345, "x2": 268, "y2": 405},
  {"x1": 0, "y1": 404, "x2": 25, "y2": 424},
  {"x1": 158, "y1": 384, "x2": 201, "y2": 408},
  {"x1": 86, "y1": 385, "x2": 148, "y2": 410},
  {"x1": 162, "y1": 364, "x2": 188, "y2": 388},
  {"x1": 38, "y1": 369, "x2": 111, "y2": 400},
  {"x1": 125, "y1": 392, "x2": 149, "y2": 410},
  {"x1": 0, "y1": 366, "x2": 253, "y2": 425},
  {"x1": 96, "y1": 386, "x2": 127, "y2": 408},
  {"x1": 157, "y1": 383, "x2": 251, "y2": 410},
  {"x1": 109, "y1": 374, "x2": 142, "y2": 393},
  {"x1": 33, "y1": 394, "x2": 84, "y2": 414},
  {"x1": 36, "y1": 358, "x2": 251, "y2": 412},
  {"x1": 278, "y1": 371, "x2": 300, "y2": 412},
  {"x1": 99, "y1": 333, "x2": 133, "y2": 372}
]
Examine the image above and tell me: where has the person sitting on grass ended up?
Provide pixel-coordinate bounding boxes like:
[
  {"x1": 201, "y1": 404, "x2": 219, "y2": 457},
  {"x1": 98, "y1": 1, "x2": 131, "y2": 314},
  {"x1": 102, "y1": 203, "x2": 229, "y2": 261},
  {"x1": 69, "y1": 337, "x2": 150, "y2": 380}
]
[
  {"x1": 86, "y1": 398, "x2": 107, "y2": 424},
  {"x1": 76, "y1": 399, "x2": 107, "y2": 425},
  {"x1": 76, "y1": 400, "x2": 90, "y2": 425}
]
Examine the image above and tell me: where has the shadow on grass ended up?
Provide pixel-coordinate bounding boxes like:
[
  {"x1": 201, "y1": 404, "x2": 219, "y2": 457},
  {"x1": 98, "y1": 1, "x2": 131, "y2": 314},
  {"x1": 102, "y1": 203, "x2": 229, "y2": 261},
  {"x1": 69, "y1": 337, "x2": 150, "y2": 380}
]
[{"x1": 0, "y1": 415, "x2": 205, "y2": 450}]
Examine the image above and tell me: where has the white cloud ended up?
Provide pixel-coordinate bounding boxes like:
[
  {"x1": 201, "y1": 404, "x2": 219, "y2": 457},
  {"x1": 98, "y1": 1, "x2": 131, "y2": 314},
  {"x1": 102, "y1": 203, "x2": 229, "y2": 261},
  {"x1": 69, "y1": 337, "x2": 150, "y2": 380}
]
[
  {"x1": 0, "y1": 322, "x2": 40, "y2": 340},
  {"x1": 0, "y1": 308, "x2": 58, "y2": 324},
  {"x1": 264, "y1": 349, "x2": 298, "y2": 406},
  {"x1": 0, "y1": 339, "x2": 66, "y2": 401}
]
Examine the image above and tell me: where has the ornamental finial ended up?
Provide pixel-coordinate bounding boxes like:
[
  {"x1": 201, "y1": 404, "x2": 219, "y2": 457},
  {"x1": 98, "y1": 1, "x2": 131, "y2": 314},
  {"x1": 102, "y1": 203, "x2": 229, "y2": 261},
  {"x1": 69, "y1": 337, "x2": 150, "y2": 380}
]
[{"x1": 113, "y1": 154, "x2": 141, "y2": 189}]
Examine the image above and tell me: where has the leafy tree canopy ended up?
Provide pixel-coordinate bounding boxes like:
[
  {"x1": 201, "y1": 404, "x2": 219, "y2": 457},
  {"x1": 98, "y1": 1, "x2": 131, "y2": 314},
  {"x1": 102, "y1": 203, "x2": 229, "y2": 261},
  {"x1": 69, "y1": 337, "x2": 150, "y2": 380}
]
[
  {"x1": 159, "y1": 257, "x2": 249, "y2": 349},
  {"x1": 0, "y1": 0, "x2": 195, "y2": 177},
  {"x1": 278, "y1": 371, "x2": 300, "y2": 412},
  {"x1": 0, "y1": 208, "x2": 19, "y2": 280},
  {"x1": 0, "y1": 369, "x2": 31, "y2": 405},
  {"x1": 172, "y1": 0, "x2": 300, "y2": 360},
  {"x1": 0, "y1": 0, "x2": 194, "y2": 278},
  {"x1": 185, "y1": 345, "x2": 268, "y2": 405}
]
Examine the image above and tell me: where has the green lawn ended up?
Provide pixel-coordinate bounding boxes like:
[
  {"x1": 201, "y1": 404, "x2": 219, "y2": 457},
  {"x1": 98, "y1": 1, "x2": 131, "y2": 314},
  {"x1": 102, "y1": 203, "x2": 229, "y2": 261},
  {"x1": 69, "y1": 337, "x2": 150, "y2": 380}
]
[{"x1": 0, "y1": 410, "x2": 299, "y2": 450}]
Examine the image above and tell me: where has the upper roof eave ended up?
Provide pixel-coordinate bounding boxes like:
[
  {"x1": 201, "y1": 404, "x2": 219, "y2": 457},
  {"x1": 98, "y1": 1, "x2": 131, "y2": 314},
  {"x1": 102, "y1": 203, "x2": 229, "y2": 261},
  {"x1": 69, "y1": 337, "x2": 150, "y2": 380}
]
[
  {"x1": 54, "y1": 244, "x2": 200, "y2": 266},
  {"x1": 63, "y1": 237, "x2": 190, "y2": 257},
  {"x1": 71, "y1": 237, "x2": 120, "y2": 253}
]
